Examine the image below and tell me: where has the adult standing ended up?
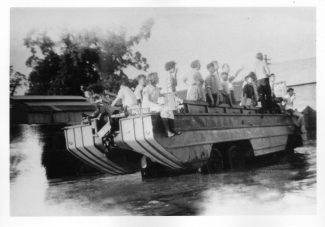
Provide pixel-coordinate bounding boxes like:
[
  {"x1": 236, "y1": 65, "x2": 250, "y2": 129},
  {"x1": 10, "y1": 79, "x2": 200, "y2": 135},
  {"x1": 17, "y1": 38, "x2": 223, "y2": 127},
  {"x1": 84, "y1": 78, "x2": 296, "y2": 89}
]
[{"x1": 254, "y1": 52, "x2": 272, "y2": 113}]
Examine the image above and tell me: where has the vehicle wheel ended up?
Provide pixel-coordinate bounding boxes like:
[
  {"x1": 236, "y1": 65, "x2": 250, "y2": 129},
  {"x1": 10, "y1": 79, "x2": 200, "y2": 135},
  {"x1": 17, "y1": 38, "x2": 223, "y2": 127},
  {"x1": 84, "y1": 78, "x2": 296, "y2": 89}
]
[
  {"x1": 205, "y1": 148, "x2": 224, "y2": 173},
  {"x1": 227, "y1": 145, "x2": 246, "y2": 170}
]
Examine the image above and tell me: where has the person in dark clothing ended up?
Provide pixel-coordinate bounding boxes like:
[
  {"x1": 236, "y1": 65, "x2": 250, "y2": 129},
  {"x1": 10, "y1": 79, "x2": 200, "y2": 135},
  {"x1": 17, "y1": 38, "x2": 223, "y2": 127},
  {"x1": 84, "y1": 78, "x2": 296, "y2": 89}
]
[
  {"x1": 254, "y1": 52, "x2": 273, "y2": 113},
  {"x1": 242, "y1": 75, "x2": 256, "y2": 108}
]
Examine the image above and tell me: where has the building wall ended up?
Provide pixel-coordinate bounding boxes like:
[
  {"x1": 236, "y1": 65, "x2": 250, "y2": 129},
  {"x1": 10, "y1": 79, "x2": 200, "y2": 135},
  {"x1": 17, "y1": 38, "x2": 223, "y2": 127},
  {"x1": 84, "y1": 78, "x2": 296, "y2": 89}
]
[{"x1": 288, "y1": 83, "x2": 316, "y2": 112}]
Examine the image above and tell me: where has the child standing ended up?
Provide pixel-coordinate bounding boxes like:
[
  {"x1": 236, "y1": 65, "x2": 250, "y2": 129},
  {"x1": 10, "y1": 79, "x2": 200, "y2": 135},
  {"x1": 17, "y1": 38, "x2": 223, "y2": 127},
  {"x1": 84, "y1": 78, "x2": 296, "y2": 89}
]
[
  {"x1": 205, "y1": 62, "x2": 220, "y2": 107},
  {"x1": 242, "y1": 74, "x2": 256, "y2": 108},
  {"x1": 221, "y1": 63, "x2": 244, "y2": 104},
  {"x1": 220, "y1": 72, "x2": 232, "y2": 106}
]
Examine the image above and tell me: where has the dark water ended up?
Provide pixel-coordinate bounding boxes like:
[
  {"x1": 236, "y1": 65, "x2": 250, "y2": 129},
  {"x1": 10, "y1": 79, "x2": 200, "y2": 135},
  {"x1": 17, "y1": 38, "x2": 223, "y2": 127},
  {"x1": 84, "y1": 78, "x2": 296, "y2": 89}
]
[{"x1": 10, "y1": 125, "x2": 316, "y2": 216}]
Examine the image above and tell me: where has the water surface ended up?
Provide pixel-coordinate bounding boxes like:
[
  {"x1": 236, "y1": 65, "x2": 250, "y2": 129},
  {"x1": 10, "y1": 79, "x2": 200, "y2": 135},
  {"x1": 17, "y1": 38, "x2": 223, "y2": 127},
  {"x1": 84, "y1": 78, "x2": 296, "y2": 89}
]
[{"x1": 10, "y1": 125, "x2": 316, "y2": 216}]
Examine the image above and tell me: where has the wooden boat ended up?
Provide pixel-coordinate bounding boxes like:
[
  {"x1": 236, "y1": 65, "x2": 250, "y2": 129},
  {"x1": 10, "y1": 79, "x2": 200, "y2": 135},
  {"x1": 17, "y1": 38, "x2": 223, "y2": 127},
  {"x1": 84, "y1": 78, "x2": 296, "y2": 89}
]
[{"x1": 64, "y1": 100, "x2": 305, "y2": 177}]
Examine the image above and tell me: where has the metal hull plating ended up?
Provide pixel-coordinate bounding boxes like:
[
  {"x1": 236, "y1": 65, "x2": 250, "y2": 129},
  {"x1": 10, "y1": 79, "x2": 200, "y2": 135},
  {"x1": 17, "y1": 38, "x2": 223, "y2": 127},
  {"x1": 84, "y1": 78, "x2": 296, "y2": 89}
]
[
  {"x1": 64, "y1": 124, "x2": 140, "y2": 175},
  {"x1": 117, "y1": 112, "x2": 302, "y2": 170}
]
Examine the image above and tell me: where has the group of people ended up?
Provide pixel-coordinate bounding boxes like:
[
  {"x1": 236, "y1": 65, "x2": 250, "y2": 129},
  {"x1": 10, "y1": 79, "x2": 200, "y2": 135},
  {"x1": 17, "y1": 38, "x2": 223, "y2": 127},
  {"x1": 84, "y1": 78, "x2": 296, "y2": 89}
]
[
  {"x1": 84, "y1": 52, "x2": 304, "y2": 138},
  {"x1": 183, "y1": 59, "x2": 243, "y2": 108}
]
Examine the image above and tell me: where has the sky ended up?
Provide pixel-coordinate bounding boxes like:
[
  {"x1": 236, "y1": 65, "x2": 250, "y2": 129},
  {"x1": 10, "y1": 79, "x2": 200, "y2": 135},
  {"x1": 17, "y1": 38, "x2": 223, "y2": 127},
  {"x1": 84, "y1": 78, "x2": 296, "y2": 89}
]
[{"x1": 10, "y1": 7, "x2": 316, "y2": 92}]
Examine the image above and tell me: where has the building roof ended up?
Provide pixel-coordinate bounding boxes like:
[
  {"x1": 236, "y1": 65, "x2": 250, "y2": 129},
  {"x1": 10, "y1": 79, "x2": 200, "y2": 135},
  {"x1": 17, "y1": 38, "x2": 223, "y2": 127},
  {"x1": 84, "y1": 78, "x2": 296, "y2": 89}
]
[
  {"x1": 271, "y1": 57, "x2": 316, "y2": 86},
  {"x1": 10, "y1": 96, "x2": 96, "y2": 113},
  {"x1": 10, "y1": 95, "x2": 87, "y2": 102}
]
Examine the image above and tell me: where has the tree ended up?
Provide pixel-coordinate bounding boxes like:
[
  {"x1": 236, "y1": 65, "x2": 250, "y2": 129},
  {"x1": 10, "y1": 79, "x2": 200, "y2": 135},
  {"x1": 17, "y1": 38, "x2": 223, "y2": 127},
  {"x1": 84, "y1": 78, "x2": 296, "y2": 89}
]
[
  {"x1": 10, "y1": 66, "x2": 27, "y2": 96},
  {"x1": 24, "y1": 18, "x2": 154, "y2": 95}
]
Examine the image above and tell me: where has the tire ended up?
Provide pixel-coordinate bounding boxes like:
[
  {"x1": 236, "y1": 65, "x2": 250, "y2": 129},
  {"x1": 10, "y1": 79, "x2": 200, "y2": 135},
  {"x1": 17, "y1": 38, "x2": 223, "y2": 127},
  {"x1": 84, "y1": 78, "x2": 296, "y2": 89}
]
[
  {"x1": 227, "y1": 145, "x2": 246, "y2": 170},
  {"x1": 203, "y1": 148, "x2": 224, "y2": 174}
]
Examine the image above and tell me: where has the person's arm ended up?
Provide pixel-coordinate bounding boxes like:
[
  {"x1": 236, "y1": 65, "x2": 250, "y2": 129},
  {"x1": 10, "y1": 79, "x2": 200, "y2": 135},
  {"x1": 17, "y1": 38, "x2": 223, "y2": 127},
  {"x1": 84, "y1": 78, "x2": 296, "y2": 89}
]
[
  {"x1": 205, "y1": 77, "x2": 214, "y2": 103},
  {"x1": 173, "y1": 68, "x2": 178, "y2": 87},
  {"x1": 143, "y1": 88, "x2": 162, "y2": 110},
  {"x1": 88, "y1": 103, "x2": 100, "y2": 118},
  {"x1": 229, "y1": 67, "x2": 244, "y2": 82},
  {"x1": 198, "y1": 72, "x2": 204, "y2": 84},
  {"x1": 263, "y1": 61, "x2": 271, "y2": 75},
  {"x1": 111, "y1": 90, "x2": 122, "y2": 107}
]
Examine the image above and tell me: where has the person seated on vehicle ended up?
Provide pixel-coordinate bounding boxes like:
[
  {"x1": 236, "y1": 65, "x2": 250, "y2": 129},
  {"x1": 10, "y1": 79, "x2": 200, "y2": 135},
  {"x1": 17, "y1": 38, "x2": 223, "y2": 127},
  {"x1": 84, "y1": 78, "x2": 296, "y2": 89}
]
[
  {"x1": 83, "y1": 84, "x2": 115, "y2": 129},
  {"x1": 221, "y1": 63, "x2": 244, "y2": 105},
  {"x1": 241, "y1": 74, "x2": 257, "y2": 108},
  {"x1": 183, "y1": 60, "x2": 205, "y2": 102},
  {"x1": 111, "y1": 79, "x2": 138, "y2": 112},
  {"x1": 143, "y1": 72, "x2": 181, "y2": 137},
  {"x1": 254, "y1": 52, "x2": 273, "y2": 113},
  {"x1": 205, "y1": 62, "x2": 220, "y2": 107},
  {"x1": 134, "y1": 74, "x2": 147, "y2": 106},
  {"x1": 220, "y1": 72, "x2": 233, "y2": 107},
  {"x1": 268, "y1": 74, "x2": 283, "y2": 113},
  {"x1": 282, "y1": 88, "x2": 304, "y2": 130}
]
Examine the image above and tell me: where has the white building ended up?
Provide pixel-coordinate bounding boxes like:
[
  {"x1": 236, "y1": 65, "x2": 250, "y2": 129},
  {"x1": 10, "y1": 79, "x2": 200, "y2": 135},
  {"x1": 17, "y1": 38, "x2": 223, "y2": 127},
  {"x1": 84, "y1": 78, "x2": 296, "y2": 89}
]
[{"x1": 271, "y1": 57, "x2": 316, "y2": 111}]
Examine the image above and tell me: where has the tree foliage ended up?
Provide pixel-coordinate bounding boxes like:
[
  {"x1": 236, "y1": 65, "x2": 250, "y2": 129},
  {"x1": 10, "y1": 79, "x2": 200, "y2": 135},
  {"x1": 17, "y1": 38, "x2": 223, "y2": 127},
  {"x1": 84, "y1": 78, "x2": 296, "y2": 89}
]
[
  {"x1": 24, "y1": 19, "x2": 154, "y2": 95},
  {"x1": 10, "y1": 66, "x2": 27, "y2": 96}
]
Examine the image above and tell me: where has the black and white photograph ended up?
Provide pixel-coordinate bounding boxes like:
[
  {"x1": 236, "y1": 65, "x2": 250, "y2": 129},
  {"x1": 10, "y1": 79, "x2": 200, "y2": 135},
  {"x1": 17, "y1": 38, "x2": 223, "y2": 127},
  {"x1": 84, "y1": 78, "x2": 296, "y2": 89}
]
[{"x1": 2, "y1": 1, "x2": 324, "y2": 226}]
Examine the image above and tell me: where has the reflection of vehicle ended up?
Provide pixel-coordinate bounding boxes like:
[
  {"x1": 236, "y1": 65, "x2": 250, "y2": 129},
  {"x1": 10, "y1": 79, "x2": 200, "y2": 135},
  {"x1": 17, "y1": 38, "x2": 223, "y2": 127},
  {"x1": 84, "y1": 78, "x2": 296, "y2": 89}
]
[{"x1": 64, "y1": 100, "x2": 305, "y2": 177}]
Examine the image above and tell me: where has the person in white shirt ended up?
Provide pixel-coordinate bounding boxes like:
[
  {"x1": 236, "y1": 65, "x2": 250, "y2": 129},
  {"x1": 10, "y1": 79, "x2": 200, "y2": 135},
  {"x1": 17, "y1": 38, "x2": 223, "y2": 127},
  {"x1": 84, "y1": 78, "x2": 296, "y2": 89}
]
[
  {"x1": 221, "y1": 63, "x2": 244, "y2": 105},
  {"x1": 282, "y1": 88, "x2": 304, "y2": 130},
  {"x1": 143, "y1": 72, "x2": 181, "y2": 137},
  {"x1": 212, "y1": 61, "x2": 224, "y2": 103},
  {"x1": 134, "y1": 74, "x2": 146, "y2": 106},
  {"x1": 183, "y1": 60, "x2": 205, "y2": 101},
  {"x1": 111, "y1": 80, "x2": 138, "y2": 109},
  {"x1": 254, "y1": 52, "x2": 272, "y2": 113},
  {"x1": 164, "y1": 61, "x2": 178, "y2": 93}
]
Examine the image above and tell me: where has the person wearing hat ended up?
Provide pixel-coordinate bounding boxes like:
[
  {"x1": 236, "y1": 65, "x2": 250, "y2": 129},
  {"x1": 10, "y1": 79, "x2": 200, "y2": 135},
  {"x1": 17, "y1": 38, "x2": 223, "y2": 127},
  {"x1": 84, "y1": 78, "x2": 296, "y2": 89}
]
[
  {"x1": 183, "y1": 60, "x2": 205, "y2": 101},
  {"x1": 254, "y1": 52, "x2": 273, "y2": 113},
  {"x1": 241, "y1": 73, "x2": 257, "y2": 108},
  {"x1": 205, "y1": 61, "x2": 220, "y2": 107}
]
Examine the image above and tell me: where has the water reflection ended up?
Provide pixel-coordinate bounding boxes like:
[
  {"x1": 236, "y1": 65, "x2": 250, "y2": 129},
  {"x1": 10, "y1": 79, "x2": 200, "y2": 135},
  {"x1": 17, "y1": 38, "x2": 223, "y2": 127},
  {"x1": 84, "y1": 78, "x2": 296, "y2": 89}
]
[{"x1": 10, "y1": 125, "x2": 316, "y2": 216}]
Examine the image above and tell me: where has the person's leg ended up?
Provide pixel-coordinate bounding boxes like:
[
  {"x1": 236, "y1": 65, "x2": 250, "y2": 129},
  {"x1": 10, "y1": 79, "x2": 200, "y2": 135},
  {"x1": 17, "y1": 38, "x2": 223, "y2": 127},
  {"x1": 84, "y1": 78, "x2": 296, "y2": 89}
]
[
  {"x1": 293, "y1": 110, "x2": 305, "y2": 128},
  {"x1": 168, "y1": 118, "x2": 182, "y2": 135},
  {"x1": 218, "y1": 91, "x2": 224, "y2": 104},
  {"x1": 161, "y1": 118, "x2": 175, "y2": 137},
  {"x1": 230, "y1": 90, "x2": 236, "y2": 105},
  {"x1": 206, "y1": 93, "x2": 212, "y2": 107},
  {"x1": 213, "y1": 93, "x2": 218, "y2": 106},
  {"x1": 257, "y1": 80, "x2": 266, "y2": 113},
  {"x1": 226, "y1": 94, "x2": 233, "y2": 107},
  {"x1": 264, "y1": 78, "x2": 273, "y2": 112}
]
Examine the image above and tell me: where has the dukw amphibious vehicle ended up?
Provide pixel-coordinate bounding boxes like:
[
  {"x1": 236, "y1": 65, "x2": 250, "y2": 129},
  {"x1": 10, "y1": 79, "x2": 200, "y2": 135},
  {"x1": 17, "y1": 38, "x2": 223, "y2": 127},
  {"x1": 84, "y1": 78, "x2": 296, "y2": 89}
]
[{"x1": 64, "y1": 100, "x2": 304, "y2": 177}]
